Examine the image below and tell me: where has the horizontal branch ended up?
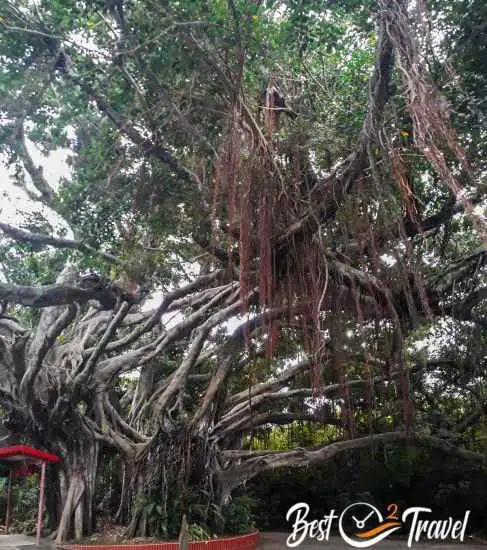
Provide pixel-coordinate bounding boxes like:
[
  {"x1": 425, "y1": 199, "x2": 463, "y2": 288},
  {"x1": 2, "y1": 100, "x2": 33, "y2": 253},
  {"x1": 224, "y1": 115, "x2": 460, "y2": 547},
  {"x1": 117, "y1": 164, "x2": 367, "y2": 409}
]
[
  {"x1": 217, "y1": 411, "x2": 340, "y2": 436},
  {"x1": 448, "y1": 286, "x2": 487, "y2": 324},
  {"x1": 426, "y1": 246, "x2": 487, "y2": 296},
  {"x1": 0, "y1": 223, "x2": 119, "y2": 264},
  {"x1": 219, "y1": 431, "x2": 486, "y2": 494},
  {"x1": 0, "y1": 281, "x2": 118, "y2": 308},
  {"x1": 227, "y1": 359, "x2": 310, "y2": 408},
  {"x1": 219, "y1": 365, "x2": 423, "y2": 435}
]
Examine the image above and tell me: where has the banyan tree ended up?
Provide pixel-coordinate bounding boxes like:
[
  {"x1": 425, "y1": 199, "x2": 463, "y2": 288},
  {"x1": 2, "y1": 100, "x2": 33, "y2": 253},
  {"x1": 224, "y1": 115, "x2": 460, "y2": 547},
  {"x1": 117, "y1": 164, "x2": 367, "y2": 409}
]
[{"x1": 0, "y1": 0, "x2": 486, "y2": 541}]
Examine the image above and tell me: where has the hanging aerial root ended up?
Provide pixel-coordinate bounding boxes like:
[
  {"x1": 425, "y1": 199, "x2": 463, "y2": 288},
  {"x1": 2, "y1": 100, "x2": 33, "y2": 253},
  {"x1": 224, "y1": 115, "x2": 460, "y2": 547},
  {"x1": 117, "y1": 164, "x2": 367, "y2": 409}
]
[
  {"x1": 239, "y1": 172, "x2": 252, "y2": 311},
  {"x1": 379, "y1": 0, "x2": 487, "y2": 243},
  {"x1": 390, "y1": 151, "x2": 418, "y2": 224}
]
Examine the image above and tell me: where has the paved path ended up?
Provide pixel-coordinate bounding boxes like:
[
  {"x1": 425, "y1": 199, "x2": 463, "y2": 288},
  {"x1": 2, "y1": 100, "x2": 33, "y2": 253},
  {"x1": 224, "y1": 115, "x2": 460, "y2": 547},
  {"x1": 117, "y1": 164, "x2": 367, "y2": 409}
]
[
  {"x1": 0, "y1": 535, "x2": 52, "y2": 550},
  {"x1": 1, "y1": 533, "x2": 483, "y2": 550},
  {"x1": 257, "y1": 533, "x2": 486, "y2": 549}
]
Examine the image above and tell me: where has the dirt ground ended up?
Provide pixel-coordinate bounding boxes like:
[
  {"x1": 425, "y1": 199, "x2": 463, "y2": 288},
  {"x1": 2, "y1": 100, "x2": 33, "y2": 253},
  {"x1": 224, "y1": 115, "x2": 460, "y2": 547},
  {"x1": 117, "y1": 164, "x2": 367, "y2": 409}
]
[{"x1": 257, "y1": 533, "x2": 486, "y2": 549}]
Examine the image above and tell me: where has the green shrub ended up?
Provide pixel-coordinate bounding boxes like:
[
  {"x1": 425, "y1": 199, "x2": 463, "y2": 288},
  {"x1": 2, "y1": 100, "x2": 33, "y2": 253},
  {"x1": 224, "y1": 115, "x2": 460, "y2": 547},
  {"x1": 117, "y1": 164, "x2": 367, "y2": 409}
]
[
  {"x1": 6, "y1": 474, "x2": 40, "y2": 535},
  {"x1": 222, "y1": 496, "x2": 256, "y2": 535},
  {"x1": 189, "y1": 523, "x2": 215, "y2": 541}
]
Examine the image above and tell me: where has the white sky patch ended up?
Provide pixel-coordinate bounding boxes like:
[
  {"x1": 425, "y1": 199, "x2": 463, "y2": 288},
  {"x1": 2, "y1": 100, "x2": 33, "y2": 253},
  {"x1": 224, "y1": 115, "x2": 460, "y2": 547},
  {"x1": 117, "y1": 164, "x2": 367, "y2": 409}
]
[
  {"x1": 0, "y1": 135, "x2": 72, "y2": 233},
  {"x1": 380, "y1": 253, "x2": 396, "y2": 267},
  {"x1": 25, "y1": 138, "x2": 73, "y2": 192}
]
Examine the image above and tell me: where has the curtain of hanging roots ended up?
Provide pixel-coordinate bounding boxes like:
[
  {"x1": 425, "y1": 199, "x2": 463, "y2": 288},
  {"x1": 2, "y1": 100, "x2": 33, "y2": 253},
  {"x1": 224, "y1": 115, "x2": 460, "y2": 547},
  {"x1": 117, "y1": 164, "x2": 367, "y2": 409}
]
[{"x1": 207, "y1": 0, "x2": 482, "y2": 441}]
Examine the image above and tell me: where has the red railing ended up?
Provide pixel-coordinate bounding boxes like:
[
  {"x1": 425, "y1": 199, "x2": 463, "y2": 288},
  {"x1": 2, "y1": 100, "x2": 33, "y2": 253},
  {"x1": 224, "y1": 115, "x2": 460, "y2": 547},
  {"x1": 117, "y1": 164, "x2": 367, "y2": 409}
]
[{"x1": 60, "y1": 531, "x2": 259, "y2": 550}]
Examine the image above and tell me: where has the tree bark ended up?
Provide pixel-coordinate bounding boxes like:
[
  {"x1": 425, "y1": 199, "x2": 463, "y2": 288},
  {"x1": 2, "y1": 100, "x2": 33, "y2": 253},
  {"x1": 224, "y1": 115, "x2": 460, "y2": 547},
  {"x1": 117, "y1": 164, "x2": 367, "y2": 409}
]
[
  {"x1": 178, "y1": 515, "x2": 189, "y2": 550},
  {"x1": 124, "y1": 426, "x2": 222, "y2": 540},
  {"x1": 56, "y1": 438, "x2": 99, "y2": 543}
]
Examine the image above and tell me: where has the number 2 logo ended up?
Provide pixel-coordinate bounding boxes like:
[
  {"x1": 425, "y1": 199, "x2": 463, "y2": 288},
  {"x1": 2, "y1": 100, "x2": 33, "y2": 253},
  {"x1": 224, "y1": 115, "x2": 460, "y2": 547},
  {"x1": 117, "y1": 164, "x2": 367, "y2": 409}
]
[{"x1": 386, "y1": 503, "x2": 399, "y2": 521}]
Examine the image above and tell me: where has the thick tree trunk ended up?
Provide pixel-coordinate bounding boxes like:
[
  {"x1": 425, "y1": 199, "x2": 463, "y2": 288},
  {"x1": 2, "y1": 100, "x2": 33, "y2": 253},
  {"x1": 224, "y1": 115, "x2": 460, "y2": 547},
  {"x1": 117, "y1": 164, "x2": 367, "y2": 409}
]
[
  {"x1": 125, "y1": 428, "x2": 220, "y2": 540},
  {"x1": 126, "y1": 470, "x2": 146, "y2": 538},
  {"x1": 56, "y1": 438, "x2": 99, "y2": 543},
  {"x1": 178, "y1": 515, "x2": 189, "y2": 550},
  {"x1": 45, "y1": 466, "x2": 61, "y2": 533},
  {"x1": 115, "y1": 460, "x2": 133, "y2": 523}
]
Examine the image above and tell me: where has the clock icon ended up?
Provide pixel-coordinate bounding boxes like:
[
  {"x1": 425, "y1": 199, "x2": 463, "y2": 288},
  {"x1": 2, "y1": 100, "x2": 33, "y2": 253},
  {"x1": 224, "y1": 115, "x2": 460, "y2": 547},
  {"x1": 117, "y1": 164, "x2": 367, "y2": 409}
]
[
  {"x1": 352, "y1": 508, "x2": 377, "y2": 530},
  {"x1": 338, "y1": 502, "x2": 402, "y2": 548}
]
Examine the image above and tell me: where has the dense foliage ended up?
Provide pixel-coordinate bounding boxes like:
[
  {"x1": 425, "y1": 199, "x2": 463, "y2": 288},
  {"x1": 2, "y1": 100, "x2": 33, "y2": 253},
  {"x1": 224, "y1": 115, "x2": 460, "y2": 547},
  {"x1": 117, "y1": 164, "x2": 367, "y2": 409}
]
[
  {"x1": 0, "y1": 0, "x2": 486, "y2": 543},
  {"x1": 250, "y1": 443, "x2": 487, "y2": 534}
]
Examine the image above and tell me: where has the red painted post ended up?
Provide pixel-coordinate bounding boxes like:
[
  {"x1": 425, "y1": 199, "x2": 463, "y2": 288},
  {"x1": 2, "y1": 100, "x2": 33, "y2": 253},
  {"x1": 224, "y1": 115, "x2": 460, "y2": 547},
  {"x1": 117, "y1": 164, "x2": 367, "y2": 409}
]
[
  {"x1": 36, "y1": 461, "x2": 46, "y2": 546},
  {"x1": 5, "y1": 468, "x2": 13, "y2": 532}
]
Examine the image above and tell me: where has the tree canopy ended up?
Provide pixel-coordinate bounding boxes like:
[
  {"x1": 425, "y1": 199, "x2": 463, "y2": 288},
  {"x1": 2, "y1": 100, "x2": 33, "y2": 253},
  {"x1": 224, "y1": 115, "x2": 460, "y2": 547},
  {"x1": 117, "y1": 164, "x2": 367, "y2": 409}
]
[{"x1": 0, "y1": 0, "x2": 486, "y2": 542}]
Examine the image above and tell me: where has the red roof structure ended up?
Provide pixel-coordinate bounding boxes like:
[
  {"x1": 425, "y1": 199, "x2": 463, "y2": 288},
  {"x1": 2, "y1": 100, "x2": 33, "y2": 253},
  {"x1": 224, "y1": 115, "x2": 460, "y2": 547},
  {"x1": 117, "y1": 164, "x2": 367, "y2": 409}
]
[
  {"x1": 0, "y1": 445, "x2": 61, "y2": 545},
  {"x1": 0, "y1": 444, "x2": 60, "y2": 464}
]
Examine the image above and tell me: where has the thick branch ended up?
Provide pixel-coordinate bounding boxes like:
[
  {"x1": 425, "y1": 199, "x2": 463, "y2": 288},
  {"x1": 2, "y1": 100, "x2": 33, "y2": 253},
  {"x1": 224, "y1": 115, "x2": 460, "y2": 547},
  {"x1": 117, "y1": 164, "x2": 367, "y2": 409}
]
[
  {"x1": 220, "y1": 365, "x2": 421, "y2": 435},
  {"x1": 426, "y1": 246, "x2": 487, "y2": 296},
  {"x1": 0, "y1": 281, "x2": 122, "y2": 308},
  {"x1": 6, "y1": 119, "x2": 55, "y2": 206},
  {"x1": 227, "y1": 359, "x2": 310, "y2": 408},
  {"x1": 150, "y1": 290, "x2": 242, "y2": 422},
  {"x1": 72, "y1": 74, "x2": 201, "y2": 186},
  {"x1": 191, "y1": 305, "x2": 295, "y2": 429},
  {"x1": 217, "y1": 411, "x2": 340, "y2": 437},
  {"x1": 20, "y1": 304, "x2": 77, "y2": 399},
  {"x1": 272, "y1": 19, "x2": 393, "y2": 250},
  {"x1": 97, "y1": 270, "x2": 226, "y2": 354},
  {"x1": 0, "y1": 223, "x2": 119, "y2": 264},
  {"x1": 73, "y1": 301, "x2": 130, "y2": 392},
  {"x1": 219, "y1": 431, "x2": 486, "y2": 494}
]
